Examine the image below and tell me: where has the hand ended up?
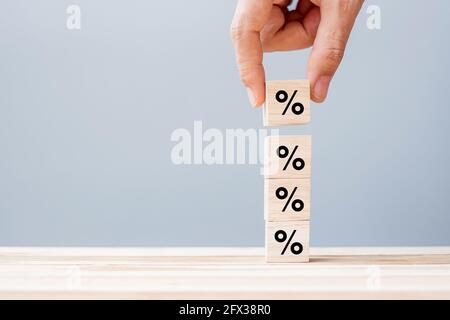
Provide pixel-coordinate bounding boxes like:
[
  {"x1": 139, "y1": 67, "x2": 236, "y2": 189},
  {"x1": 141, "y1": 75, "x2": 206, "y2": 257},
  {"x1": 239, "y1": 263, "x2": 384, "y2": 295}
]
[{"x1": 230, "y1": 0, "x2": 363, "y2": 106}]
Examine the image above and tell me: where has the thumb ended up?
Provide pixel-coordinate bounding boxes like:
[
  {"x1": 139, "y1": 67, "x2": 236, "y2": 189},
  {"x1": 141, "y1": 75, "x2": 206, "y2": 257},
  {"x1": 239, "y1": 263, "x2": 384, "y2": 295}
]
[{"x1": 307, "y1": 0, "x2": 363, "y2": 103}]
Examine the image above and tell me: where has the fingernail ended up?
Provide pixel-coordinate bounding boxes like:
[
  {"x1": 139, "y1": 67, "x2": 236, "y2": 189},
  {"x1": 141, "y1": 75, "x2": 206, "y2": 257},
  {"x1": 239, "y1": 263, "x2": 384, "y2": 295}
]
[
  {"x1": 313, "y1": 76, "x2": 332, "y2": 102},
  {"x1": 246, "y1": 87, "x2": 257, "y2": 107}
]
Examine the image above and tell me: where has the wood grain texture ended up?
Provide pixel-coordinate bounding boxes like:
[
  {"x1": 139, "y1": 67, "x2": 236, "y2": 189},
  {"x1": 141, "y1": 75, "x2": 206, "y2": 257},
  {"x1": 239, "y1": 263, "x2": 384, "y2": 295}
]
[
  {"x1": 1, "y1": 247, "x2": 450, "y2": 299},
  {"x1": 265, "y1": 178, "x2": 310, "y2": 221},
  {"x1": 264, "y1": 135, "x2": 312, "y2": 179},
  {"x1": 263, "y1": 80, "x2": 311, "y2": 127}
]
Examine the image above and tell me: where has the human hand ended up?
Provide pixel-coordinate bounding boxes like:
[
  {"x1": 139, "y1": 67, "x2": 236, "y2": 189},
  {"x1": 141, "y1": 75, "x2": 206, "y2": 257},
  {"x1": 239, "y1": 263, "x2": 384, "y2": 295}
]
[{"x1": 230, "y1": 0, "x2": 363, "y2": 106}]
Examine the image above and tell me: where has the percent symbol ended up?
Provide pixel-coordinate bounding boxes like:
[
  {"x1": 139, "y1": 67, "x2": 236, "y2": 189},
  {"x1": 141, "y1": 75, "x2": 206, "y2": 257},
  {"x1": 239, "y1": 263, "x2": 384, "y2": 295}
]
[
  {"x1": 274, "y1": 230, "x2": 303, "y2": 255},
  {"x1": 275, "y1": 187, "x2": 304, "y2": 212},
  {"x1": 275, "y1": 90, "x2": 304, "y2": 116},
  {"x1": 277, "y1": 145, "x2": 305, "y2": 171}
]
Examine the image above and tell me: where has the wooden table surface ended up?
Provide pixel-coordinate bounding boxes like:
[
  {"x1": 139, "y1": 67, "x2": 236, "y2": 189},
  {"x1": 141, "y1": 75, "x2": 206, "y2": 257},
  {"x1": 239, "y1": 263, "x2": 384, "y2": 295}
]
[{"x1": 1, "y1": 247, "x2": 450, "y2": 299}]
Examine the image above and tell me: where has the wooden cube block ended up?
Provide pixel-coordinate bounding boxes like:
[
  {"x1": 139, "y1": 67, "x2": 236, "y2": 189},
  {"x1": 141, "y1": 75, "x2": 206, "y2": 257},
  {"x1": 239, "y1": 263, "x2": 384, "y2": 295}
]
[
  {"x1": 265, "y1": 179, "x2": 310, "y2": 221},
  {"x1": 266, "y1": 221, "x2": 310, "y2": 263},
  {"x1": 264, "y1": 135, "x2": 311, "y2": 179},
  {"x1": 263, "y1": 80, "x2": 310, "y2": 127}
]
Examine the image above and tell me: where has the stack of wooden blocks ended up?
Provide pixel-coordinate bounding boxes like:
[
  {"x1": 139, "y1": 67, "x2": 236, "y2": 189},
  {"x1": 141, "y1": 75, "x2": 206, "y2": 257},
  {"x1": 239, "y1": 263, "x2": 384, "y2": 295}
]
[{"x1": 263, "y1": 80, "x2": 311, "y2": 263}]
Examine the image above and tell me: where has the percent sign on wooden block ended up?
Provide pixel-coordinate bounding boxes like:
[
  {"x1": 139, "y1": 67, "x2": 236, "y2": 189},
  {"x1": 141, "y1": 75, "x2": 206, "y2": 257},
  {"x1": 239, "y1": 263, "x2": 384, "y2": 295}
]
[
  {"x1": 263, "y1": 80, "x2": 310, "y2": 127},
  {"x1": 265, "y1": 178, "x2": 311, "y2": 221},
  {"x1": 264, "y1": 135, "x2": 312, "y2": 179},
  {"x1": 266, "y1": 221, "x2": 310, "y2": 263}
]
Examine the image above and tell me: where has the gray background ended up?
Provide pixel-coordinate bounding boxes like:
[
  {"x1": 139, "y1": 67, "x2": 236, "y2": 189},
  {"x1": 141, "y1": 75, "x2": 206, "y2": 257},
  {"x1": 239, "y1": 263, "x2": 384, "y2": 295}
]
[{"x1": 1, "y1": 0, "x2": 449, "y2": 246}]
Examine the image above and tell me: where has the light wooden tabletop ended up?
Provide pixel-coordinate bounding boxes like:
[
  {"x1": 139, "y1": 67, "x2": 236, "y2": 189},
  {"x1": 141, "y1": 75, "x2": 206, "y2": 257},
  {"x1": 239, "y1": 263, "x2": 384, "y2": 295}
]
[{"x1": 1, "y1": 247, "x2": 450, "y2": 299}]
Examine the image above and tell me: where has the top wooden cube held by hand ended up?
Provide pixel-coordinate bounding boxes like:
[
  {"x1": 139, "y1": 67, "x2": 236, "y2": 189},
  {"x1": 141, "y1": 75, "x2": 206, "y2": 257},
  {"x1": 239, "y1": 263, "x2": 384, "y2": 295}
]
[{"x1": 263, "y1": 80, "x2": 310, "y2": 127}]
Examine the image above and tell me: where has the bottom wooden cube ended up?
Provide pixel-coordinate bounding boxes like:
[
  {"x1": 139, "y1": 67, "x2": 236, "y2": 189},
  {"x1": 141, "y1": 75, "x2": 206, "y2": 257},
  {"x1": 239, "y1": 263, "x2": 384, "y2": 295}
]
[{"x1": 266, "y1": 221, "x2": 310, "y2": 263}]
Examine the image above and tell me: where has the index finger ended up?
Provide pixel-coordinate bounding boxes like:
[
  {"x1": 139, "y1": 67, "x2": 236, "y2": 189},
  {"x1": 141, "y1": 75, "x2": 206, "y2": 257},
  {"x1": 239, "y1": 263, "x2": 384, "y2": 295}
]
[{"x1": 230, "y1": 0, "x2": 273, "y2": 107}]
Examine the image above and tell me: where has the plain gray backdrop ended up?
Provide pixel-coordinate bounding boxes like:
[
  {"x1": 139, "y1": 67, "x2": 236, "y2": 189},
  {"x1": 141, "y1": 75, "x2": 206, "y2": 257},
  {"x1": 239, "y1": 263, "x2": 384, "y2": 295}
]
[{"x1": 1, "y1": 0, "x2": 449, "y2": 246}]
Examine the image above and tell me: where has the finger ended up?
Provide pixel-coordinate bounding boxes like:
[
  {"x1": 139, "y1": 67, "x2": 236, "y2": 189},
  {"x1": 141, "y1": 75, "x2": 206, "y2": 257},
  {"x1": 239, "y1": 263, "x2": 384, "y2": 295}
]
[
  {"x1": 261, "y1": 6, "x2": 320, "y2": 52},
  {"x1": 260, "y1": 5, "x2": 285, "y2": 42},
  {"x1": 230, "y1": 0, "x2": 273, "y2": 107},
  {"x1": 307, "y1": 0, "x2": 363, "y2": 102},
  {"x1": 286, "y1": 0, "x2": 316, "y2": 22},
  {"x1": 273, "y1": 0, "x2": 292, "y2": 6},
  {"x1": 298, "y1": 0, "x2": 314, "y2": 16}
]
